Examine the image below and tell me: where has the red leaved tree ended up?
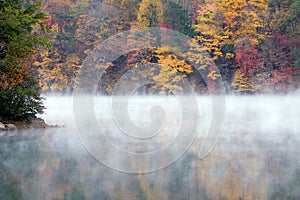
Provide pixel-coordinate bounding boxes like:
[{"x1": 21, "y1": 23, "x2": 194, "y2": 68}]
[{"x1": 235, "y1": 37, "x2": 262, "y2": 78}]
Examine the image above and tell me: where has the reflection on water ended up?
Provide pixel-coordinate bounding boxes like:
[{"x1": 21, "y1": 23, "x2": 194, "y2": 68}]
[{"x1": 0, "y1": 96, "x2": 300, "y2": 199}]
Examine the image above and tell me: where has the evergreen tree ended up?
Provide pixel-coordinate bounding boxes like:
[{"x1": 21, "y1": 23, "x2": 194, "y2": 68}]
[{"x1": 0, "y1": 0, "x2": 49, "y2": 120}]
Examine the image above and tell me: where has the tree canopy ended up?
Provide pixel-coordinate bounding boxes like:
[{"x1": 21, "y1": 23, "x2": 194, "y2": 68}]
[
  {"x1": 0, "y1": 0, "x2": 49, "y2": 120},
  {"x1": 1, "y1": 0, "x2": 300, "y2": 119}
]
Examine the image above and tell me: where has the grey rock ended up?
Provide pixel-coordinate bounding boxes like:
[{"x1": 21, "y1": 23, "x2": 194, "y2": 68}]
[
  {"x1": 6, "y1": 124, "x2": 17, "y2": 130},
  {"x1": 0, "y1": 122, "x2": 5, "y2": 131}
]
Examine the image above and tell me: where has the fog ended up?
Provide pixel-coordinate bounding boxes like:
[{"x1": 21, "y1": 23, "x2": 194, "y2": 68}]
[
  {"x1": 0, "y1": 95, "x2": 299, "y2": 199},
  {"x1": 42, "y1": 94, "x2": 300, "y2": 140}
]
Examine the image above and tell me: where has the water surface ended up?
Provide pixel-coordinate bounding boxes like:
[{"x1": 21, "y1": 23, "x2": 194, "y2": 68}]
[{"x1": 0, "y1": 95, "x2": 299, "y2": 199}]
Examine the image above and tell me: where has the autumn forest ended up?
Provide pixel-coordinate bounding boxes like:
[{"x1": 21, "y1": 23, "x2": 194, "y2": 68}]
[{"x1": 1, "y1": 0, "x2": 300, "y2": 119}]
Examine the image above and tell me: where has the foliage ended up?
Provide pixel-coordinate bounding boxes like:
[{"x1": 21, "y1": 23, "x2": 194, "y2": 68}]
[
  {"x1": 0, "y1": 75, "x2": 44, "y2": 120},
  {"x1": 216, "y1": 0, "x2": 267, "y2": 44},
  {"x1": 0, "y1": 0, "x2": 48, "y2": 120},
  {"x1": 231, "y1": 69, "x2": 255, "y2": 93},
  {"x1": 235, "y1": 37, "x2": 262, "y2": 77},
  {"x1": 3, "y1": 0, "x2": 298, "y2": 96},
  {"x1": 152, "y1": 47, "x2": 193, "y2": 93},
  {"x1": 193, "y1": 0, "x2": 300, "y2": 93},
  {"x1": 194, "y1": 0, "x2": 228, "y2": 59},
  {"x1": 163, "y1": 1, "x2": 195, "y2": 36},
  {"x1": 137, "y1": 0, "x2": 163, "y2": 27}
]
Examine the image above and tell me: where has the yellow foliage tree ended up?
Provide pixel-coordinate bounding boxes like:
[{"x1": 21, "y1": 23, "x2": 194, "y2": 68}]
[
  {"x1": 194, "y1": 0, "x2": 228, "y2": 59},
  {"x1": 231, "y1": 69, "x2": 255, "y2": 93},
  {"x1": 152, "y1": 48, "x2": 193, "y2": 93},
  {"x1": 34, "y1": 49, "x2": 81, "y2": 91},
  {"x1": 216, "y1": 0, "x2": 267, "y2": 44},
  {"x1": 195, "y1": 0, "x2": 267, "y2": 58},
  {"x1": 137, "y1": 0, "x2": 163, "y2": 27}
]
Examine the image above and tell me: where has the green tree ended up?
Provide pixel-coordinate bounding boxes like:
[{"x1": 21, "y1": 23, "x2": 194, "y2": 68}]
[
  {"x1": 163, "y1": 1, "x2": 195, "y2": 36},
  {"x1": 0, "y1": 0, "x2": 49, "y2": 120}
]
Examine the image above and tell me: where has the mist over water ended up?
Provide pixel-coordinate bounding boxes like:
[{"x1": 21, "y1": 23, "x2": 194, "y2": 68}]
[
  {"x1": 42, "y1": 94, "x2": 300, "y2": 139},
  {"x1": 1, "y1": 95, "x2": 300, "y2": 199}
]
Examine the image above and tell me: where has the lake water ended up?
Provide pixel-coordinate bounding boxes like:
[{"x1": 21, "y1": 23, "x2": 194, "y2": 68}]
[{"x1": 0, "y1": 95, "x2": 299, "y2": 199}]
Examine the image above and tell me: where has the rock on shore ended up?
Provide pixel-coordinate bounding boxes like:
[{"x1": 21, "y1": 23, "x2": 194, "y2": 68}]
[
  {"x1": 0, "y1": 118, "x2": 50, "y2": 130},
  {"x1": 0, "y1": 122, "x2": 5, "y2": 130}
]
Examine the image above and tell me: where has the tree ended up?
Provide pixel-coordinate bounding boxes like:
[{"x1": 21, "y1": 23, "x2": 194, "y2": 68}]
[
  {"x1": 152, "y1": 47, "x2": 194, "y2": 93},
  {"x1": 34, "y1": 0, "x2": 130, "y2": 93},
  {"x1": 194, "y1": 0, "x2": 228, "y2": 59},
  {"x1": 163, "y1": 1, "x2": 195, "y2": 36},
  {"x1": 194, "y1": 0, "x2": 271, "y2": 93},
  {"x1": 235, "y1": 37, "x2": 262, "y2": 77},
  {"x1": 259, "y1": 0, "x2": 300, "y2": 91},
  {"x1": 231, "y1": 69, "x2": 255, "y2": 93},
  {"x1": 0, "y1": 0, "x2": 49, "y2": 120},
  {"x1": 137, "y1": 0, "x2": 163, "y2": 27},
  {"x1": 216, "y1": 0, "x2": 267, "y2": 44}
]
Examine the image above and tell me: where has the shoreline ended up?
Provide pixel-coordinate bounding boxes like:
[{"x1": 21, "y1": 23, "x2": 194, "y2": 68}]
[{"x1": 0, "y1": 117, "x2": 63, "y2": 131}]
